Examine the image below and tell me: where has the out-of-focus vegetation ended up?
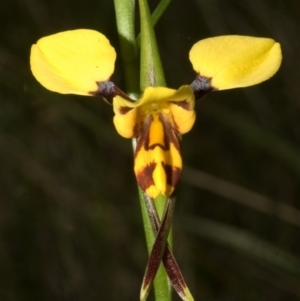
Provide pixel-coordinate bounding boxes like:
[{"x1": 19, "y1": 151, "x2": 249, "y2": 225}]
[{"x1": 1, "y1": 0, "x2": 300, "y2": 300}]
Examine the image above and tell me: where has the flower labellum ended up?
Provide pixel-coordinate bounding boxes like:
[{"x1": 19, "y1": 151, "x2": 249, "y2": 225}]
[{"x1": 113, "y1": 85, "x2": 196, "y2": 198}]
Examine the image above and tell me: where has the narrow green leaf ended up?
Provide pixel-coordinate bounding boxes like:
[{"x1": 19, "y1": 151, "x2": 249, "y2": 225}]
[
  {"x1": 203, "y1": 101, "x2": 300, "y2": 179},
  {"x1": 183, "y1": 215, "x2": 300, "y2": 277}
]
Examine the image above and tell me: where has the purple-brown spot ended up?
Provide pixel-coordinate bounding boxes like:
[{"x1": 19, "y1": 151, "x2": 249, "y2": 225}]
[
  {"x1": 118, "y1": 106, "x2": 132, "y2": 115},
  {"x1": 171, "y1": 100, "x2": 190, "y2": 110}
]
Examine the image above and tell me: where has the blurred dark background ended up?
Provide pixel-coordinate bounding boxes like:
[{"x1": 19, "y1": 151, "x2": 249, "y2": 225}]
[{"x1": 1, "y1": 0, "x2": 300, "y2": 300}]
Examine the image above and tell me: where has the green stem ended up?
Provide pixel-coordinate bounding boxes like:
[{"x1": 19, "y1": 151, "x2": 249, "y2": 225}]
[
  {"x1": 114, "y1": 1, "x2": 172, "y2": 300},
  {"x1": 150, "y1": 0, "x2": 172, "y2": 27},
  {"x1": 139, "y1": 0, "x2": 166, "y2": 89},
  {"x1": 113, "y1": 0, "x2": 139, "y2": 98},
  {"x1": 138, "y1": 1, "x2": 171, "y2": 301},
  {"x1": 136, "y1": 0, "x2": 172, "y2": 45}
]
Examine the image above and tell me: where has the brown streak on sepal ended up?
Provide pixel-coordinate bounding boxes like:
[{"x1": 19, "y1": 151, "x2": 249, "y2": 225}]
[
  {"x1": 141, "y1": 210, "x2": 169, "y2": 291},
  {"x1": 141, "y1": 197, "x2": 175, "y2": 297},
  {"x1": 163, "y1": 249, "x2": 185, "y2": 289},
  {"x1": 162, "y1": 248, "x2": 194, "y2": 301},
  {"x1": 142, "y1": 193, "x2": 194, "y2": 301}
]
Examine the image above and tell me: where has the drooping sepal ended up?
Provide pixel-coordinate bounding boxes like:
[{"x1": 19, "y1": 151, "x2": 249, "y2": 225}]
[
  {"x1": 140, "y1": 196, "x2": 175, "y2": 301},
  {"x1": 142, "y1": 193, "x2": 194, "y2": 301}
]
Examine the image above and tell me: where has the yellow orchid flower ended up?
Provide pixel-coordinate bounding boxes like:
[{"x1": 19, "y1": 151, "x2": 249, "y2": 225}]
[
  {"x1": 30, "y1": 29, "x2": 282, "y2": 301},
  {"x1": 30, "y1": 29, "x2": 282, "y2": 199}
]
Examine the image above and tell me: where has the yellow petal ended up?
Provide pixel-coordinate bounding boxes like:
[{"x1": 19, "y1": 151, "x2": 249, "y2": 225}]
[
  {"x1": 189, "y1": 35, "x2": 282, "y2": 90},
  {"x1": 112, "y1": 85, "x2": 196, "y2": 138},
  {"x1": 137, "y1": 85, "x2": 195, "y2": 108},
  {"x1": 30, "y1": 29, "x2": 116, "y2": 95},
  {"x1": 113, "y1": 106, "x2": 137, "y2": 138},
  {"x1": 113, "y1": 86, "x2": 195, "y2": 109},
  {"x1": 169, "y1": 103, "x2": 196, "y2": 134}
]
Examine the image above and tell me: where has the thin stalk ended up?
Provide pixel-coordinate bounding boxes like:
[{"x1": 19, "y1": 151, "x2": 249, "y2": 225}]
[
  {"x1": 139, "y1": 0, "x2": 166, "y2": 89},
  {"x1": 113, "y1": 0, "x2": 139, "y2": 98},
  {"x1": 150, "y1": 0, "x2": 172, "y2": 27},
  {"x1": 114, "y1": 1, "x2": 173, "y2": 300},
  {"x1": 138, "y1": 1, "x2": 171, "y2": 301},
  {"x1": 136, "y1": 0, "x2": 172, "y2": 46}
]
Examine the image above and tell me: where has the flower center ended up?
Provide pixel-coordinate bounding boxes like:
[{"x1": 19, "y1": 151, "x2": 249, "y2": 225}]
[{"x1": 139, "y1": 101, "x2": 170, "y2": 116}]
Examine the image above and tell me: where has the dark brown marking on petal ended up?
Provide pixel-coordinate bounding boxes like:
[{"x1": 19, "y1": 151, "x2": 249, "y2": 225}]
[
  {"x1": 134, "y1": 114, "x2": 153, "y2": 155},
  {"x1": 158, "y1": 113, "x2": 181, "y2": 151},
  {"x1": 136, "y1": 162, "x2": 156, "y2": 191},
  {"x1": 171, "y1": 100, "x2": 190, "y2": 110},
  {"x1": 134, "y1": 113, "x2": 181, "y2": 156},
  {"x1": 145, "y1": 116, "x2": 170, "y2": 150},
  {"x1": 162, "y1": 163, "x2": 182, "y2": 188},
  {"x1": 134, "y1": 113, "x2": 182, "y2": 194},
  {"x1": 118, "y1": 106, "x2": 132, "y2": 115},
  {"x1": 143, "y1": 113, "x2": 180, "y2": 152},
  {"x1": 158, "y1": 113, "x2": 171, "y2": 150},
  {"x1": 147, "y1": 143, "x2": 167, "y2": 150}
]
